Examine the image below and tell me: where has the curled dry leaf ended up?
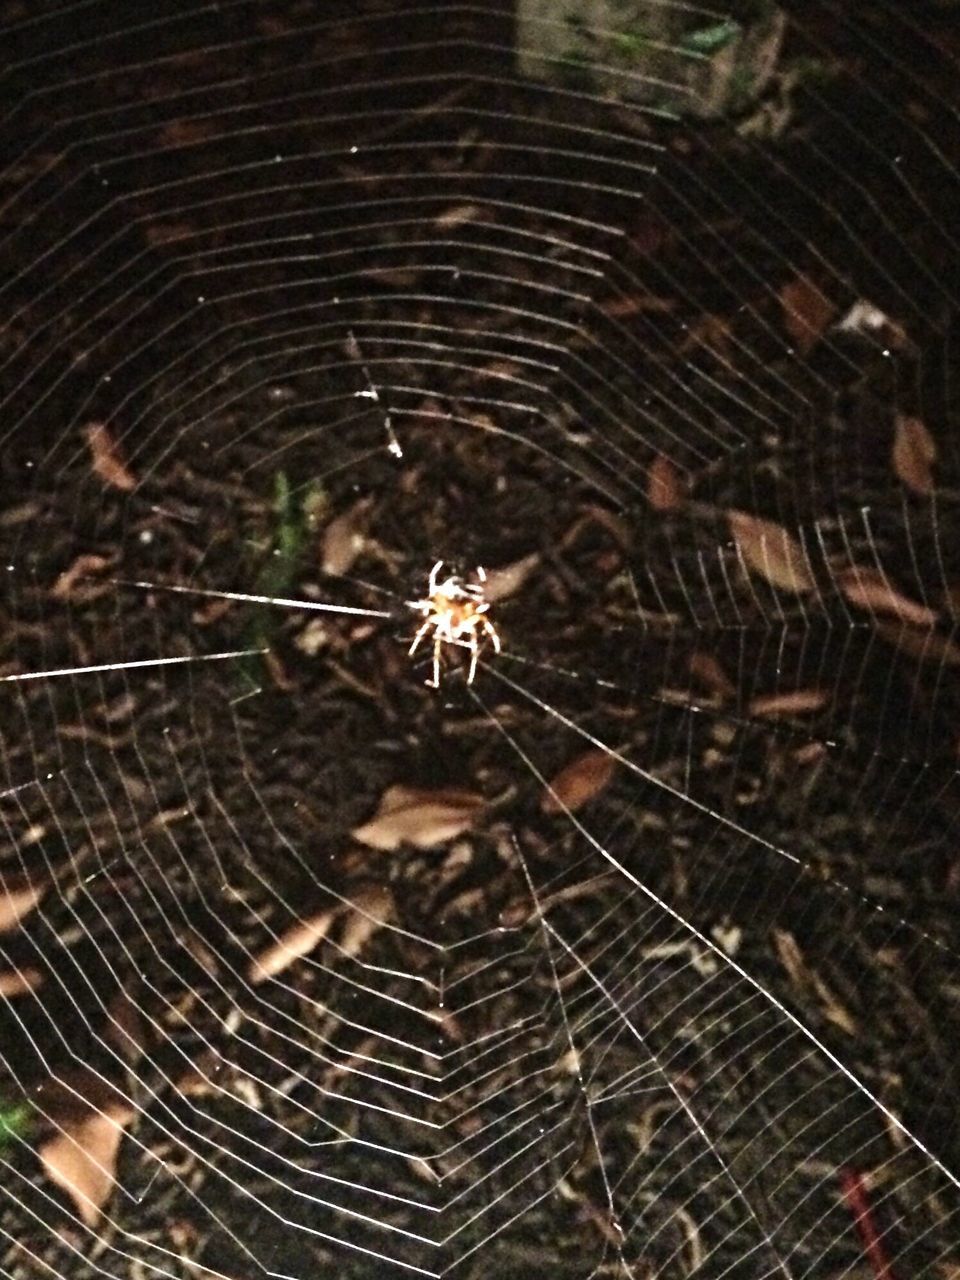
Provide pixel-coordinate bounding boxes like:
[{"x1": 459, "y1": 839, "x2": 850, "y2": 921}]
[
  {"x1": 780, "y1": 275, "x2": 836, "y2": 354},
  {"x1": 83, "y1": 422, "x2": 137, "y2": 492},
  {"x1": 338, "y1": 884, "x2": 394, "y2": 959},
  {"x1": 772, "y1": 930, "x2": 857, "y2": 1036},
  {"x1": 480, "y1": 553, "x2": 540, "y2": 603},
  {"x1": 352, "y1": 785, "x2": 485, "y2": 852},
  {"x1": 837, "y1": 565, "x2": 937, "y2": 628},
  {"x1": 748, "y1": 689, "x2": 828, "y2": 718},
  {"x1": 836, "y1": 298, "x2": 888, "y2": 335},
  {"x1": 892, "y1": 415, "x2": 936, "y2": 497},
  {"x1": 39, "y1": 1100, "x2": 136, "y2": 1228},
  {"x1": 646, "y1": 454, "x2": 687, "y2": 513},
  {"x1": 321, "y1": 496, "x2": 374, "y2": 576},
  {"x1": 836, "y1": 299, "x2": 913, "y2": 352},
  {"x1": 542, "y1": 749, "x2": 617, "y2": 815},
  {"x1": 0, "y1": 879, "x2": 46, "y2": 933},
  {"x1": 560, "y1": 506, "x2": 630, "y2": 553},
  {"x1": 727, "y1": 511, "x2": 815, "y2": 594},
  {"x1": 248, "y1": 909, "x2": 336, "y2": 984},
  {"x1": 175, "y1": 1050, "x2": 221, "y2": 1099},
  {"x1": 50, "y1": 553, "x2": 114, "y2": 601},
  {"x1": 689, "y1": 652, "x2": 735, "y2": 699}
]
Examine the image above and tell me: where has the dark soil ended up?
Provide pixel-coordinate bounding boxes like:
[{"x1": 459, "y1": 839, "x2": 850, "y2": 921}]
[{"x1": 0, "y1": 3, "x2": 959, "y2": 1278}]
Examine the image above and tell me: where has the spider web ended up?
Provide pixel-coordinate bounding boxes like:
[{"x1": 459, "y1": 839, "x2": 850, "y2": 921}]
[{"x1": 0, "y1": 2, "x2": 959, "y2": 1277}]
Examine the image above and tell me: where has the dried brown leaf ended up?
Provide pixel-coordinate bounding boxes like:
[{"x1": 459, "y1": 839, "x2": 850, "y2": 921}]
[
  {"x1": 262, "y1": 647, "x2": 295, "y2": 692},
  {"x1": 727, "y1": 511, "x2": 814, "y2": 594},
  {"x1": 793, "y1": 741, "x2": 827, "y2": 766},
  {"x1": 559, "y1": 507, "x2": 631, "y2": 553},
  {"x1": 838, "y1": 565, "x2": 937, "y2": 628},
  {"x1": 83, "y1": 423, "x2": 137, "y2": 492},
  {"x1": 338, "y1": 885, "x2": 393, "y2": 959},
  {"x1": 480, "y1": 553, "x2": 540, "y2": 603},
  {"x1": 39, "y1": 1101, "x2": 136, "y2": 1228},
  {"x1": 104, "y1": 990, "x2": 149, "y2": 1063},
  {"x1": 748, "y1": 689, "x2": 828, "y2": 718},
  {"x1": 542, "y1": 749, "x2": 617, "y2": 815},
  {"x1": 175, "y1": 1051, "x2": 220, "y2": 1098},
  {"x1": 357, "y1": 266, "x2": 419, "y2": 287},
  {"x1": 599, "y1": 293, "x2": 675, "y2": 318},
  {"x1": 780, "y1": 275, "x2": 836, "y2": 354},
  {"x1": 810, "y1": 971, "x2": 858, "y2": 1036},
  {"x1": 0, "y1": 500, "x2": 42, "y2": 528},
  {"x1": 352, "y1": 785, "x2": 485, "y2": 851},
  {"x1": 479, "y1": 360, "x2": 521, "y2": 382},
  {"x1": 321, "y1": 497, "x2": 374, "y2": 576},
  {"x1": 249, "y1": 909, "x2": 336, "y2": 984},
  {"x1": 873, "y1": 621, "x2": 960, "y2": 667},
  {"x1": 157, "y1": 118, "x2": 219, "y2": 147},
  {"x1": 583, "y1": 505, "x2": 631, "y2": 549},
  {"x1": 677, "y1": 312, "x2": 733, "y2": 365},
  {"x1": 689, "y1": 652, "x2": 735, "y2": 699},
  {"x1": 772, "y1": 930, "x2": 857, "y2": 1036},
  {"x1": 407, "y1": 1155, "x2": 440, "y2": 1183},
  {"x1": 0, "y1": 967, "x2": 43, "y2": 997},
  {"x1": 772, "y1": 928, "x2": 808, "y2": 989},
  {"x1": 433, "y1": 203, "x2": 483, "y2": 229},
  {"x1": 0, "y1": 880, "x2": 46, "y2": 933},
  {"x1": 144, "y1": 221, "x2": 194, "y2": 247},
  {"x1": 892, "y1": 415, "x2": 937, "y2": 497},
  {"x1": 647, "y1": 454, "x2": 687, "y2": 513}
]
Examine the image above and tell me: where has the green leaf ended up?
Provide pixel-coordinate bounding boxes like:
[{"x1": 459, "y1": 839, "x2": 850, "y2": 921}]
[
  {"x1": 256, "y1": 470, "x2": 305, "y2": 596},
  {"x1": 610, "y1": 30, "x2": 651, "y2": 58},
  {"x1": 237, "y1": 469, "x2": 317, "y2": 690},
  {"x1": 681, "y1": 19, "x2": 741, "y2": 55},
  {"x1": 0, "y1": 1102, "x2": 31, "y2": 1147}
]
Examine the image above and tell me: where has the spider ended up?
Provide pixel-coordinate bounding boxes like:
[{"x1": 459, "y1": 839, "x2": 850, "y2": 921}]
[{"x1": 407, "y1": 560, "x2": 501, "y2": 687}]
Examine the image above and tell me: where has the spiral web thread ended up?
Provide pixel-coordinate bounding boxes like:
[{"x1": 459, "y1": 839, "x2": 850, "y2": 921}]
[{"x1": 0, "y1": 2, "x2": 959, "y2": 1277}]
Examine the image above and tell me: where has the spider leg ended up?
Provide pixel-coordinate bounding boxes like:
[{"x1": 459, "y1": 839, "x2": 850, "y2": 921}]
[
  {"x1": 428, "y1": 560, "x2": 444, "y2": 595},
  {"x1": 430, "y1": 632, "x2": 442, "y2": 688},
  {"x1": 483, "y1": 618, "x2": 501, "y2": 653},
  {"x1": 466, "y1": 632, "x2": 479, "y2": 684},
  {"x1": 408, "y1": 617, "x2": 432, "y2": 657}
]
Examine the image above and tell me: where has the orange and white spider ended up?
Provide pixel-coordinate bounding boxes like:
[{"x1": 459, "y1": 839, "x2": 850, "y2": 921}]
[{"x1": 407, "y1": 560, "x2": 501, "y2": 687}]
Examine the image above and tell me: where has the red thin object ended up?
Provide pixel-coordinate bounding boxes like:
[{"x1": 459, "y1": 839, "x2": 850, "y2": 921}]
[{"x1": 839, "y1": 1168, "x2": 896, "y2": 1280}]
